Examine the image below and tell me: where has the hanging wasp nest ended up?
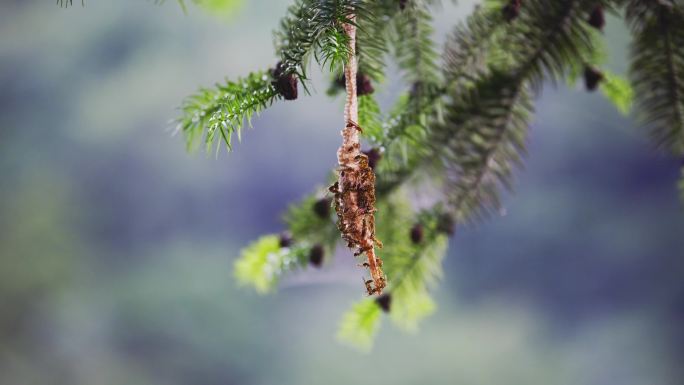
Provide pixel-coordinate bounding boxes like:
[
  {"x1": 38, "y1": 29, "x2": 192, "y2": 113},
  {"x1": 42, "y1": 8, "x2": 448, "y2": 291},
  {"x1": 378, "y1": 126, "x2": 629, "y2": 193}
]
[{"x1": 329, "y1": 19, "x2": 386, "y2": 295}]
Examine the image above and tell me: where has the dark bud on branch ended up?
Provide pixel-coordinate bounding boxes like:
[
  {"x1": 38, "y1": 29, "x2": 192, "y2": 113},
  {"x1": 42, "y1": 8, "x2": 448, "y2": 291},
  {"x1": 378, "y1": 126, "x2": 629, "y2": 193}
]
[
  {"x1": 584, "y1": 65, "x2": 604, "y2": 91},
  {"x1": 334, "y1": 73, "x2": 374, "y2": 96},
  {"x1": 587, "y1": 6, "x2": 605, "y2": 31},
  {"x1": 503, "y1": 0, "x2": 522, "y2": 22},
  {"x1": 375, "y1": 293, "x2": 392, "y2": 312},
  {"x1": 436, "y1": 213, "x2": 455, "y2": 236},
  {"x1": 410, "y1": 223, "x2": 424, "y2": 244},
  {"x1": 313, "y1": 197, "x2": 332, "y2": 219},
  {"x1": 357, "y1": 73, "x2": 375, "y2": 96},
  {"x1": 309, "y1": 244, "x2": 325, "y2": 267},
  {"x1": 335, "y1": 74, "x2": 346, "y2": 89},
  {"x1": 271, "y1": 61, "x2": 298, "y2": 100},
  {"x1": 334, "y1": 75, "x2": 346, "y2": 89},
  {"x1": 362, "y1": 148, "x2": 382, "y2": 170},
  {"x1": 410, "y1": 81, "x2": 424, "y2": 98},
  {"x1": 278, "y1": 231, "x2": 292, "y2": 248}
]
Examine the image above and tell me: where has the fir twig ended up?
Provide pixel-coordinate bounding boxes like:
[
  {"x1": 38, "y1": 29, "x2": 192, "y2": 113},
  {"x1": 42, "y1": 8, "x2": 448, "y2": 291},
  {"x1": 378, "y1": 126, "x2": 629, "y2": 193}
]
[
  {"x1": 274, "y1": 0, "x2": 367, "y2": 83},
  {"x1": 626, "y1": 0, "x2": 684, "y2": 155},
  {"x1": 177, "y1": 71, "x2": 279, "y2": 153},
  {"x1": 435, "y1": 0, "x2": 602, "y2": 222},
  {"x1": 437, "y1": 73, "x2": 533, "y2": 222}
]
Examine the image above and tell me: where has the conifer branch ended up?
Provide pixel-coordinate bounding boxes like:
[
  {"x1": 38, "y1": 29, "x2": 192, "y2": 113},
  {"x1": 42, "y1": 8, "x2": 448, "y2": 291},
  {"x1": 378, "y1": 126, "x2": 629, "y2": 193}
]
[
  {"x1": 234, "y1": 235, "x2": 310, "y2": 293},
  {"x1": 443, "y1": 4, "x2": 504, "y2": 86},
  {"x1": 355, "y1": 0, "x2": 400, "y2": 82},
  {"x1": 162, "y1": 0, "x2": 684, "y2": 350},
  {"x1": 392, "y1": 1, "x2": 440, "y2": 86},
  {"x1": 357, "y1": 95, "x2": 384, "y2": 141},
  {"x1": 565, "y1": 28, "x2": 634, "y2": 115},
  {"x1": 284, "y1": 194, "x2": 341, "y2": 251},
  {"x1": 274, "y1": 0, "x2": 367, "y2": 82},
  {"x1": 176, "y1": 1, "x2": 380, "y2": 154},
  {"x1": 435, "y1": 0, "x2": 602, "y2": 222},
  {"x1": 54, "y1": 0, "x2": 684, "y2": 354},
  {"x1": 626, "y1": 0, "x2": 684, "y2": 155},
  {"x1": 385, "y1": 1, "x2": 443, "y2": 170},
  {"x1": 506, "y1": 0, "x2": 597, "y2": 89},
  {"x1": 177, "y1": 70, "x2": 279, "y2": 153},
  {"x1": 600, "y1": 72, "x2": 634, "y2": 114},
  {"x1": 438, "y1": 73, "x2": 533, "y2": 222},
  {"x1": 379, "y1": 205, "x2": 449, "y2": 330}
]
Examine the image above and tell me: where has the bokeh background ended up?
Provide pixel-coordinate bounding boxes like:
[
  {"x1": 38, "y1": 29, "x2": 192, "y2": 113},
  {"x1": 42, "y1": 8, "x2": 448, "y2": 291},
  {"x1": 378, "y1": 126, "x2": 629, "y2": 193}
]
[{"x1": 2, "y1": 1, "x2": 683, "y2": 384}]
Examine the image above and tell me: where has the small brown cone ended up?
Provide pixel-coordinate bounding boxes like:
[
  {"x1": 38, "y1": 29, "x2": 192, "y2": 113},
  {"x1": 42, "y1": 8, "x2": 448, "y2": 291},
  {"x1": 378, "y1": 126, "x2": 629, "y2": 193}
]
[
  {"x1": 309, "y1": 244, "x2": 325, "y2": 267},
  {"x1": 313, "y1": 197, "x2": 332, "y2": 219},
  {"x1": 271, "y1": 62, "x2": 298, "y2": 100},
  {"x1": 375, "y1": 293, "x2": 392, "y2": 312},
  {"x1": 437, "y1": 213, "x2": 455, "y2": 236},
  {"x1": 356, "y1": 73, "x2": 375, "y2": 96},
  {"x1": 588, "y1": 6, "x2": 605, "y2": 31},
  {"x1": 584, "y1": 66, "x2": 604, "y2": 92},
  {"x1": 410, "y1": 223, "x2": 424, "y2": 244},
  {"x1": 503, "y1": 0, "x2": 521, "y2": 22},
  {"x1": 362, "y1": 148, "x2": 382, "y2": 170},
  {"x1": 278, "y1": 231, "x2": 292, "y2": 248}
]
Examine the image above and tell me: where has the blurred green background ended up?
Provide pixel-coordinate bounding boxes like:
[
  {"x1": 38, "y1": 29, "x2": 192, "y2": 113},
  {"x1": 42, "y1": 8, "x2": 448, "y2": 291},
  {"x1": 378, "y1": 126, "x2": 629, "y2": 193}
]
[{"x1": 1, "y1": 1, "x2": 683, "y2": 384}]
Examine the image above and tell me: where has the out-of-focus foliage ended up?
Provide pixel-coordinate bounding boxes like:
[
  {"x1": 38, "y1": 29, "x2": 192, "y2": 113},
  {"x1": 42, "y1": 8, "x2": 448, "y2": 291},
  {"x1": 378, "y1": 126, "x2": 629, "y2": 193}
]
[
  {"x1": 374, "y1": 199, "x2": 447, "y2": 329},
  {"x1": 601, "y1": 72, "x2": 634, "y2": 115},
  {"x1": 436, "y1": 72, "x2": 533, "y2": 222},
  {"x1": 284, "y1": 194, "x2": 340, "y2": 250},
  {"x1": 358, "y1": 95, "x2": 383, "y2": 142},
  {"x1": 337, "y1": 196, "x2": 449, "y2": 349},
  {"x1": 337, "y1": 298, "x2": 382, "y2": 352},
  {"x1": 565, "y1": 26, "x2": 634, "y2": 115},
  {"x1": 391, "y1": 1, "x2": 440, "y2": 87},
  {"x1": 235, "y1": 235, "x2": 291, "y2": 293},
  {"x1": 625, "y1": 0, "x2": 684, "y2": 155}
]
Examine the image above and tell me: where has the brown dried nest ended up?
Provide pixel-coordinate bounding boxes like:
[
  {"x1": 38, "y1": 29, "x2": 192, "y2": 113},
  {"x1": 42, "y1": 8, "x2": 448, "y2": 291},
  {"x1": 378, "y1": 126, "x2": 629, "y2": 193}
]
[{"x1": 330, "y1": 121, "x2": 386, "y2": 295}]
